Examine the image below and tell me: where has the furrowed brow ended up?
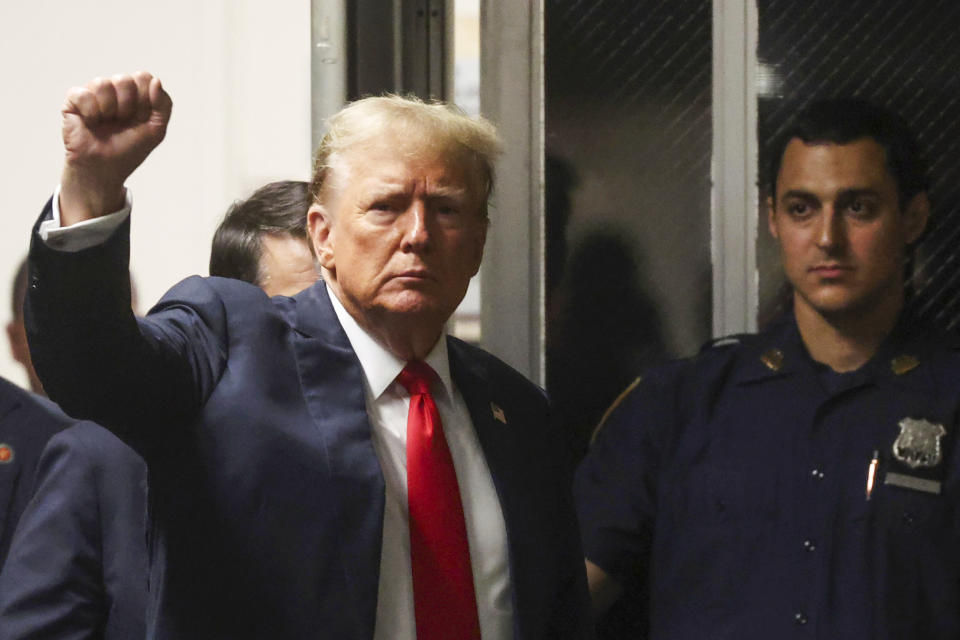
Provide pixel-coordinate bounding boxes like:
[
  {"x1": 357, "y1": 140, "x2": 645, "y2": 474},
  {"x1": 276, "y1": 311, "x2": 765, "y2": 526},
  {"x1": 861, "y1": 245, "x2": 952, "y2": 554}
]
[
  {"x1": 426, "y1": 185, "x2": 469, "y2": 200},
  {"x1": 362, "y1": 183, "x2": 408, "y2": 201}
]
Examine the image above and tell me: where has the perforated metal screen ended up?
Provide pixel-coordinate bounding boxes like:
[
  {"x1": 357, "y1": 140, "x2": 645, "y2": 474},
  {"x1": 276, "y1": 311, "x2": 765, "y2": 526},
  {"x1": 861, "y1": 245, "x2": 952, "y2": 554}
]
[
  {"x1": 545, "y1": 0, "x2": 713, "y2": 465},
  {"x1": 545, "y1": 3, "x2": 713, "y2": 634},
  {"x1": 757, "y1": 0, "x2": 960, "y2": 329}
]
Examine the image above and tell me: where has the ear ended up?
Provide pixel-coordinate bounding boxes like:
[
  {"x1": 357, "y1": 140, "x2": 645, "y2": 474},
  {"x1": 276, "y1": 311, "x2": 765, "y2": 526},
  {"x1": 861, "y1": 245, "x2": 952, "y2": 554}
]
[
  {"x1": 6, "y1": 321, "x2": 28, "y2": 366},
  {"x1": 307, "y1": 203, "x2": 336, "y2": 270},
  {"x1": 766, "y1": 195, "x2": 780, "y2": 240},
  {"x1": 902, "y1": 191, "x2": 930, "y2": 245}
]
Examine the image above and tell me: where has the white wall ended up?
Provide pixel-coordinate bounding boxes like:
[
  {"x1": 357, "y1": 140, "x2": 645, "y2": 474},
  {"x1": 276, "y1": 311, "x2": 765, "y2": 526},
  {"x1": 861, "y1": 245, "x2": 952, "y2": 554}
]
[{"x1": 0, "y1": 0, "x2": 313, "y2": 389}]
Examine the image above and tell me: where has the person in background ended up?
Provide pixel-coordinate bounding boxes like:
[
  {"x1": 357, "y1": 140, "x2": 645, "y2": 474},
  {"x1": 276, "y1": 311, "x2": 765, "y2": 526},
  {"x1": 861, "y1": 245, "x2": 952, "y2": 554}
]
[
  {"x1": 0, "y1": 181, "x2": 322, "y2": 640},
  {"x1": 1, "y1": 264, "x2": 91, "y2": 570},
  {"x1": 6, "y1": 261, "x2": 42, "y2": 395},
  {"x1": 575, "y1": 99, "x2": 960, "y2": 639},
  {"x1": 0, "y1": 380, "x2": 74, "y2": 570},
  {"x1": 209, "y1": 179, "x2": 318, "y2": 296}
]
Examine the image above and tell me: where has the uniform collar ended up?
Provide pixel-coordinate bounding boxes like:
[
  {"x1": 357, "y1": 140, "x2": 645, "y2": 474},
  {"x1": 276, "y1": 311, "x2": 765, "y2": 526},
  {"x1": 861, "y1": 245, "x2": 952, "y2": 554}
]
[
  {"x1": 732, "y1": 315, "x2": 807, "y2": 386},
  {"x1": 734, "y1": 310, "x2": 939, "y2": 393},
  {"x1": 326, "y1": 285, "x2": 452, "y2": 401}
]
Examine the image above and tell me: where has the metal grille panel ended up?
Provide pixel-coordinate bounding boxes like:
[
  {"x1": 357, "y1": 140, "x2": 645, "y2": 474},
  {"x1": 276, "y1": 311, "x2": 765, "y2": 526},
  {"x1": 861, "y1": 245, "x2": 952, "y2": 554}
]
[
  {"x1": 757, "y1": 0, "x2": 960, "y2": 330},
  {"x1": 545, "y1": 0, "x2": 713, "y2": 460},
  {"x1": 545, "y1": 4, "x2": 713, "y2": 632}
]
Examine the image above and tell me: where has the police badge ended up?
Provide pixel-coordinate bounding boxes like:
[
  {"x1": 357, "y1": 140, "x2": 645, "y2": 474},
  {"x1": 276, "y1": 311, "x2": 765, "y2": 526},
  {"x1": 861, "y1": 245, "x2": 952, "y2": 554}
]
[{"x1": 892, "y1": 417, "x2": 946, "y2": 469}]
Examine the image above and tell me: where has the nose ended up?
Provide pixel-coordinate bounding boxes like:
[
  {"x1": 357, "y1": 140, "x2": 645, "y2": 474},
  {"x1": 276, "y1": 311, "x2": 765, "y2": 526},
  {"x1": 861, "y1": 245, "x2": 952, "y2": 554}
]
[
  {"x1": 400, "y1": 201, "x2": 431, "y2": 253},
  {"x1": 815, "y1": 206, "x2": 845, "y2": 252}
]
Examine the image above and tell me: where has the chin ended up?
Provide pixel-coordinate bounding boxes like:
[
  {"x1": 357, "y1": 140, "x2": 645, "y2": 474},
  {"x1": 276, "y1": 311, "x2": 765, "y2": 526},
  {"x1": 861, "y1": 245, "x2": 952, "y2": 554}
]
[
  {"x1": 382, "y1": 296, "x2": 448, "y2": 320},
  {"x1": 809, "y1": 293, "x2": 894, "y2": 321},
  {"x1": 796, "y1": 288, "x2": 856, "y2": 316}
]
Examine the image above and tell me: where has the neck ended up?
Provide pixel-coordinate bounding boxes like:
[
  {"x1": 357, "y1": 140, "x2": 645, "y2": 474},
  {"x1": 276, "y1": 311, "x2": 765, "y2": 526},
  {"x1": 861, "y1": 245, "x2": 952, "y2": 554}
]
[
  {"x1": 367, "y1": 318, "x2": 443, "y2": 362},
  {"x1": 326, "y1": 278, "x2": 443, "y2": 361},
  {"x1": 793, "y1": 292, "x2": 903, "y2": 373}
]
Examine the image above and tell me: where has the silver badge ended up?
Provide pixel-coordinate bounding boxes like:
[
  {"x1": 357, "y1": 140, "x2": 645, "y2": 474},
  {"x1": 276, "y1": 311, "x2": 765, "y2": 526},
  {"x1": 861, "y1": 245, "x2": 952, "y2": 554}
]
[{"x1": 892, "y1": 418, "x2": 946, "y2": 469}]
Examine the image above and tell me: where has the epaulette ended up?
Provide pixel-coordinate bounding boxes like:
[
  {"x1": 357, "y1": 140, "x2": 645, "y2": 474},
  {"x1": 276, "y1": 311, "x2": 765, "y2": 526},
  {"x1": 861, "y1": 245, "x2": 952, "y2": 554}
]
[
  {"x1": 698, "y1": 333, "x2": 753, "y2": 354},
  {"x1": 589, "y1": 376, "x2": 643, "y2": 445}
]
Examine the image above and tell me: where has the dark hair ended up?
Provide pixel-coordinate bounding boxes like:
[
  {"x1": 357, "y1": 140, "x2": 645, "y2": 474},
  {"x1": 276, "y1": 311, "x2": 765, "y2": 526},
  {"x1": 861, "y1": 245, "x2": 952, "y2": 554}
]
[
  {"x1": 767, "y1": 99, "x2": 928, "y2": 208},
  {"x1": 210, "y1": 181, "x2": 313, "y2": 285}
]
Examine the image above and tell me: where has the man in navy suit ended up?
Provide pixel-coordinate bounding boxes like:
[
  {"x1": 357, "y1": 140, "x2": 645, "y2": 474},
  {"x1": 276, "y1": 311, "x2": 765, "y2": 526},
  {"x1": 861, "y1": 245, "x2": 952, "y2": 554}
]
[
  {"x1": 25, "y1": 72, "x2": 591, "y2": 639},
  {"x1": 0, "y1": 264, "x2": 73, "y2": 566},
  {"x1": 0, "y1": 420, "x2": 148, "y2": 640},
  {"x1": 0, "y1": 180, "x2": 320, "y2": 640},
  {"x1": 0, "y1": 379, "x2": 73, "y2": 569}
]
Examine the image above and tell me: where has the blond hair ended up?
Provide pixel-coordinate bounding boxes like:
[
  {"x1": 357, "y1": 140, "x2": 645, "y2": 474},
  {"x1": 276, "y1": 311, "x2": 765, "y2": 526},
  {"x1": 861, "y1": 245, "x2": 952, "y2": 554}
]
[{"x1": 311, "y1": 95, "x2": 502, "y2": 216}]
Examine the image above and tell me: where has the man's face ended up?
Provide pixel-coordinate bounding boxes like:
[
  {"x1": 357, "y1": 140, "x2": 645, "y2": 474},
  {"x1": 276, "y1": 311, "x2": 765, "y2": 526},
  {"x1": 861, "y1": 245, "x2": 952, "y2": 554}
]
[
  {"x1": 768, "y1": 137, "x2": 928, "y2": 322},
  {"x1": 258, "y1": 234, "x2": 318, "y2": 297},
  {"x1": 309, "y1": 138, "x2": 487, "y2": 334}
]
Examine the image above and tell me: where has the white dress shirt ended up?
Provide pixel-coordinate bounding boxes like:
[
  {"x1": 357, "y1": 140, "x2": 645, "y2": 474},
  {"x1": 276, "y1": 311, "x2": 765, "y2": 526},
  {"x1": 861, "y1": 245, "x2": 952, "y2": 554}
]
[
  {"x1": 42, "y1": 188, "x2": 516, "y2": 639},
  {"x1": 327, "y1": 287, "x2": 514, "y2": 640}
]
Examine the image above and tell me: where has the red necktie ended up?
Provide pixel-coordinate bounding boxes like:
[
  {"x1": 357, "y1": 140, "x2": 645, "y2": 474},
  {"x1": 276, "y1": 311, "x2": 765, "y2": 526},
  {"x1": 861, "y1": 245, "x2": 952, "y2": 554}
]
[{"x1": 398, "y1": 361, "x2": 481, "y2": 640}]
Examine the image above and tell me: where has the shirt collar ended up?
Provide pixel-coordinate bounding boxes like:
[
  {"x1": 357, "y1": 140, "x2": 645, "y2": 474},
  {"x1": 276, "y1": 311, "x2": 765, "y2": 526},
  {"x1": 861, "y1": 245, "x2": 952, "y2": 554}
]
[{"x1": 326, "y1": 286, "x2": 452, "y2": 400}]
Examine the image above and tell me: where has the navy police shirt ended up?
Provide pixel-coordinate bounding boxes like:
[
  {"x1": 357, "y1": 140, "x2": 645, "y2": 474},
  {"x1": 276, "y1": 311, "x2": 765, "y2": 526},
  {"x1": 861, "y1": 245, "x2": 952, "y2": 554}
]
[{"x1": 575, "y1": 314, "x2": 960, "y2": 639}]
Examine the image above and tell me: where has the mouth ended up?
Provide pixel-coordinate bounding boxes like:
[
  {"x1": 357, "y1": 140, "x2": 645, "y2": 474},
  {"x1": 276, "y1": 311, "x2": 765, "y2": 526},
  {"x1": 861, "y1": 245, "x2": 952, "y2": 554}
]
[
  {"x1": 393, "y1": 269, "x2": 434, "y2": 282},
  {"x1": 809, "y1": 264, "x2": 853, "y2": 278}
]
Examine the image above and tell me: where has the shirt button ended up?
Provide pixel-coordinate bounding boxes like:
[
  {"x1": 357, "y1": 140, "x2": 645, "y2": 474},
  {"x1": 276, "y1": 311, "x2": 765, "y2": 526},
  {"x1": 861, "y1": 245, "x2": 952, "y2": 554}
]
[
  {"x1": 810, "y1": 468, "x2": 825, "y2": 480},
  {"x1": 802, "y1": 539, "x2": 816, "y2": 552},
  {"x1": 794, "y1": 612, "x2": 808, "y2": 625}
]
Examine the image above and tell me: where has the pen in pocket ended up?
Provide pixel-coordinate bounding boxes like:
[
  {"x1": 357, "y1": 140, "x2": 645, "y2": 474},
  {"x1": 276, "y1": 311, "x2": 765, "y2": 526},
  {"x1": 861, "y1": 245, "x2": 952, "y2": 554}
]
[{"x1": 866, "y1": 449, "x2": 879, "y2": 501}]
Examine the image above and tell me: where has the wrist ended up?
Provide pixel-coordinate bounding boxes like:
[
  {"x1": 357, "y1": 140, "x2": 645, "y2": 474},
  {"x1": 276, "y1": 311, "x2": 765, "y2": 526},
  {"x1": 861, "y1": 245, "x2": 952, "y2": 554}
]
[{"x1": 59, "y1": 165, "x2": 126, "y2": 226}]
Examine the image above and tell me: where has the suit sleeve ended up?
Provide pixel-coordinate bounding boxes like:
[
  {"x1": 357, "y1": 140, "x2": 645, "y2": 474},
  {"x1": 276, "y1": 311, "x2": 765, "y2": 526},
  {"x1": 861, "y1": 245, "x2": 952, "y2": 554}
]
[
  {"x1": 0, "y1": 429, "x2": 107, "y2": 640},
  {"x1": 24, "y1": 199, "x2": 229, "y2": 451}
]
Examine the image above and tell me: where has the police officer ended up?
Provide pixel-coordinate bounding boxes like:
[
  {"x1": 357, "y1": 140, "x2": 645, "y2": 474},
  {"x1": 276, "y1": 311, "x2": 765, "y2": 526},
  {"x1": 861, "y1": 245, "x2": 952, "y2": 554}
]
[{"x1": 575, "y1": 99, "x2": 960, "y2": 639}]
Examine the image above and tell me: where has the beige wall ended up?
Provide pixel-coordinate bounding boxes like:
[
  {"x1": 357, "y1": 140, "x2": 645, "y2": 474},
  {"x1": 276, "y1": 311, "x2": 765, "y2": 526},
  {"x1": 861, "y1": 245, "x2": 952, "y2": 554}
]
[{"x1": 0, "y1": 0, "x2": 313, "y2": 389}]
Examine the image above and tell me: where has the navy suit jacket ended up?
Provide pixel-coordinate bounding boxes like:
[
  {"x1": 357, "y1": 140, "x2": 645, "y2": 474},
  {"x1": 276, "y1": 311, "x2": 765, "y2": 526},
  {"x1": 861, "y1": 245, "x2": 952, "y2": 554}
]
[
  {"x1": 0, "y1": 422, "x2": 147, "y2": 640},
  {"x1": 0, "y1": 377, "x2": 72, "y2": 569},
  {"x1": 26, "y1": 207, "x2": 592, "y2": 639}
]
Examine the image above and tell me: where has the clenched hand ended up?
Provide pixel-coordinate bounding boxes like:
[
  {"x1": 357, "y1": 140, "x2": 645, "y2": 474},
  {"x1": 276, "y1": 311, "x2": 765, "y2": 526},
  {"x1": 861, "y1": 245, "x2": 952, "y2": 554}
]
[{"x1": 59, "y1": 71, "x2": 172, "y2": 225}]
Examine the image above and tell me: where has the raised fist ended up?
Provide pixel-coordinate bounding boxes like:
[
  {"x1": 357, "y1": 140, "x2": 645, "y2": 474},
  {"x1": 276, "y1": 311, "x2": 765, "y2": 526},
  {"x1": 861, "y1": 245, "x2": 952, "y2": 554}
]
[{"x1": 59, "y1": 71, "x2": 172, "y2": 224}]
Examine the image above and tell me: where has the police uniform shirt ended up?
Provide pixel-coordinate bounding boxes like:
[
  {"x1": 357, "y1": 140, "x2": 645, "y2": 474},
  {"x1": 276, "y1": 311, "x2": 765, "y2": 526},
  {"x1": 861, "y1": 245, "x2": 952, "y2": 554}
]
[{"x1": 575, "y1": 313, "x2": 960, "y2": 639}]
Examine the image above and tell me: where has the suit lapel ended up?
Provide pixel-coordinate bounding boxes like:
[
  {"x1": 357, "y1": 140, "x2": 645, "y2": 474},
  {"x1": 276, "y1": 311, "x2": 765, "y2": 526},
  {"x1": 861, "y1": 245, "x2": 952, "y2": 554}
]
[
  {"x1": 448, "y1": 340, "x2": 544, "y2": 640},
  {"x1": 290, "y1": 281, "x2": 385, "y2": 640}
]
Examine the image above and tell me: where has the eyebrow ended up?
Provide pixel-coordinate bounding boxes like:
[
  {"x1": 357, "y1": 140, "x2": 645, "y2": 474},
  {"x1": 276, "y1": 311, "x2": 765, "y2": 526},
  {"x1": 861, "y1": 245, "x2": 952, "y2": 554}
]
[
  {"x1": 779, "y1": 188, "x2": 881, "y2": 202},
  {"x1": 425, "y1": 186, "x2": 469, "y2": 200},
  {"x1": 361, "y1": 183, "x2": 407, "y2": 201},
  {"x1": 362, "y1": 184, "x2": 470, "y2": 201},
  {"x1": 835, "y1": 188, "x2": 881, "y2": 200}
]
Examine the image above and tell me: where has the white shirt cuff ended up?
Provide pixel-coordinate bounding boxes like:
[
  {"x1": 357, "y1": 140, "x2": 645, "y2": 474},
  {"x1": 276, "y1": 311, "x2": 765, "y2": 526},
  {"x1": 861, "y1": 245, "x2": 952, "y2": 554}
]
[{"x1": 39, "y1": 185, "x2": 132, "y2": 252}]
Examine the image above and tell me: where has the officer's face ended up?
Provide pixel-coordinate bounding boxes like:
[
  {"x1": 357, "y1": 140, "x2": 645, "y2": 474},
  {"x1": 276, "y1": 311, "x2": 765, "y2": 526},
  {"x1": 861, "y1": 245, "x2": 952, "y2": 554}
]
[
  {"x1": 308, "y1": 136, "x2": 487, "y2": 335},
  {"x1": 768, "y1": 137, "x2": 928, "y2": 322}
]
